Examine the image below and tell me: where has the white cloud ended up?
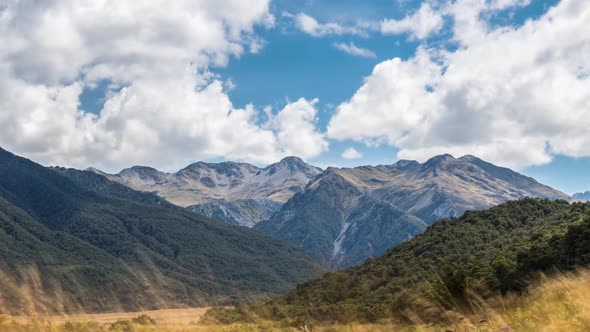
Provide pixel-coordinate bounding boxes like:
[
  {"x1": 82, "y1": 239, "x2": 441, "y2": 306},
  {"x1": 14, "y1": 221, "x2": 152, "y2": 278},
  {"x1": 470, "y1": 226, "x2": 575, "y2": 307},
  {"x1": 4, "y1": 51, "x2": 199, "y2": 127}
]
[
  {"x1": 290, "y1": 12, "x2": 368, "y2": 37},
  {"x1": 381, "y1": 3, "x2": 444, "y2": 40},
  {"x1": 447, "y1": 0, "x2": 532, "y2": 46},
  {"x1": 0, "y1": 0, "x2": 275, "y2": 85},
  {"x1": 333, "y1": 42, "x2": 376, "y2": 58},
  {"x1": 265, "y1": 98, "x2": 329, "y2": 158},
  {"x1": 328, "y1": 0, "x2": 590, "y2": 170},
  {"x1": 341, "y1": 147, "x2": 363, "y2": 159},
  {"x1": 0, "y1": 0, "x2": 329, "y2": 171}
]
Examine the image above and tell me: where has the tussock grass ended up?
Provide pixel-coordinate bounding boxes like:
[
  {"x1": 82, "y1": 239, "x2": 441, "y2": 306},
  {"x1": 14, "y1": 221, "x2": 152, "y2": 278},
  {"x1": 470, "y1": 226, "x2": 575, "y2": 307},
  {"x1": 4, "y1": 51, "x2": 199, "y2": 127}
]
[{"x1": 3, "y1": 270, "x2": 590, "y2": 331}]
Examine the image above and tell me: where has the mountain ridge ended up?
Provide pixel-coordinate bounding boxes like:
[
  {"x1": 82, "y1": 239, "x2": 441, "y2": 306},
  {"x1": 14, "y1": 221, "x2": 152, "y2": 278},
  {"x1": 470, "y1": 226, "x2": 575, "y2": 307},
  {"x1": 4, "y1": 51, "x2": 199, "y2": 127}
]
[
  {"x1": 256, "y1": 154, "x2": 572, "y2": 269},
  {"x1": 90, "y1": 156, "x2": 322, "y2": 227}
]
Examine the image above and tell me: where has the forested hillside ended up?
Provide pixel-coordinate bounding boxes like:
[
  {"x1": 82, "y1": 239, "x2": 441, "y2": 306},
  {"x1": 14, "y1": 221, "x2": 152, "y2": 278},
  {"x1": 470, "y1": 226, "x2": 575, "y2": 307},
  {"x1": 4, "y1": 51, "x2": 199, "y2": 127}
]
[
  {"x1": 208, "y1": 198, "x2": 590, "y2": 324},
  {"x1": 0, "y1": 147, "x2": 323, "y2": 315}
]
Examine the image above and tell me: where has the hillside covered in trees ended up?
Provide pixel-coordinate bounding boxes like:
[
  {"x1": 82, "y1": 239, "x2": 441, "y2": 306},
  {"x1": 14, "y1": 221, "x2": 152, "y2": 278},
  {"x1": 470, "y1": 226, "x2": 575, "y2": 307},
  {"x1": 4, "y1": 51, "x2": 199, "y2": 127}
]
[
  {"x1": 0, "y1": 147, "x2": 323, "y2": 315},
  {"x1": 206, "y1": 198, "x2": 590, "y2": 324}
]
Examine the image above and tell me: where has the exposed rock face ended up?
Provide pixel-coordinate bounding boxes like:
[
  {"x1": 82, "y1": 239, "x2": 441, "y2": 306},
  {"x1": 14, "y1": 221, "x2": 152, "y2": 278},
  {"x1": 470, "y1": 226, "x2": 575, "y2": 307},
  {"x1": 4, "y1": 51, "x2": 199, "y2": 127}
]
[
  {"x1": 186, "y1": 199, "x2": 282, "y2": 228},
  {"x1": 91, "y1": 156, "x2": 322, "y2": 227},
  {"x1": 256, "y1": 154, "x2": 572, "y2": 269}
]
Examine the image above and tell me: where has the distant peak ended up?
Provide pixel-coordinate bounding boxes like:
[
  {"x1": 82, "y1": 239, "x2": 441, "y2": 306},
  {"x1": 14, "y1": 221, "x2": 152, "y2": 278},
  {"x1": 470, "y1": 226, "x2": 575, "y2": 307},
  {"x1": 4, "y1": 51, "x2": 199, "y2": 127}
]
[
  {"x1": 182, "y1": 161, "x2": 212, "y2": 170},
  {"x1": 263, "y1": 156, "x2": 321, "y2": 177},
  {"x1": 178, "y1": 160, "x2": 257, "y2": 178},
  {"x1": 129, "y1": 165, "x2": 159, "y2": 172},
  {"x1": 85, "y1": 167, "x2": 107, "y2": 175},
  {"x1": 392, "y1": 159, "x2": 419, "y2": 168},
  {"x1": 424, "y1": 154, "x2": 456, "y2": 164},
  {"x1": 459, "y1": 154, "x2": 482, "y2": 162},
  {"x1": 573, "y1": 191, "x2": 590, "y2": 201},
  {"x1": 278, "y1": 156, "x2": 305, "y2": 165},
  {"x1": 119, "y1": 165, "x2": 161, "y2": 176},
  {"x1": 325, "y1": 166, "x2": 341, "y2": 173},
  {"x1": 185, "y1": 160, "x2": 255, "y2": 168}
]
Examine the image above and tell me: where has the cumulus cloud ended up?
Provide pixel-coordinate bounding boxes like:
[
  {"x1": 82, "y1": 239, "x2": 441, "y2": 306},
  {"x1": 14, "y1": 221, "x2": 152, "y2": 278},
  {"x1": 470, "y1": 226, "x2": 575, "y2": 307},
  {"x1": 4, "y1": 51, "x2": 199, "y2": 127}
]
[
  {"x1": 328, "y1": 0, "x2": 590, "y2": 169},
  {"x1": 265, "y1": 98, "x2": 329, "y2": 158},
  {"x1": 341, "y1": 147, "x2": 363, "y2": 159},
  {"x1": 381, "y1": 3, "x2": 444, "y2": 40},
  {"x1": 333, "y1": 42, "x2": 376, "y2": 58},
  {"x1": 0, "y1": 0, "x2": 328, "y2": 171},
  {"x1": 289, "y1": 12, "x2": 368, "y2": 37}
]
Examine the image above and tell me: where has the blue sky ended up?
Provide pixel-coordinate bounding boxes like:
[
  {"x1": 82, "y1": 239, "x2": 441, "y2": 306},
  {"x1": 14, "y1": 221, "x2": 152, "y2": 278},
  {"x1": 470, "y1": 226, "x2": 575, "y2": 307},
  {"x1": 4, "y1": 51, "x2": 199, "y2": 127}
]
[
  {"x1": 2, "y1": 0, "x2": 590, "y2": 194},
  {"x1": 218, "y1": 0, "x2": 587, "y2": 194},
  {"x1": 222, "y1": 0, "x2": 588, "y2": 194}
]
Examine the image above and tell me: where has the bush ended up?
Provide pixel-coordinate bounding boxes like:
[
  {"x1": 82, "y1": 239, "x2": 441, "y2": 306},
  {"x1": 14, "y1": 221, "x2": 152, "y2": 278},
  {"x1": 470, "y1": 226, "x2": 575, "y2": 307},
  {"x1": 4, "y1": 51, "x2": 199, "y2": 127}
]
[
  {"x1": 131, "y1": 314, "x2": 156, "y2": 325},
  {"x1": 109, "y1": 320, "x2": 134, "y2": 332}
]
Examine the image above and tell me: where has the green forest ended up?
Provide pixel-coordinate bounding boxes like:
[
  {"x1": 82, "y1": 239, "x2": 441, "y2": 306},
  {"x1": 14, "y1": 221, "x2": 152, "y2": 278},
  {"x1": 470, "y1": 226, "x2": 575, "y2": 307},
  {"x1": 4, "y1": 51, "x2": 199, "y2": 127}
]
[
  {"x1": 205, "y1": 198, "x2": 590, "y2": 324},
  {"x1": 0, "y1": 147, "x2": 323, "y2": 315}
]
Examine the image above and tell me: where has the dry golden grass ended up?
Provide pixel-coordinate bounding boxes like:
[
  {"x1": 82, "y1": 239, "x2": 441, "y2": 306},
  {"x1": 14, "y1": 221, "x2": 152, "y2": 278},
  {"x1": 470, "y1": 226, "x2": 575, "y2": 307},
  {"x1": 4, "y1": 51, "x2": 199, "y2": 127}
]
[
  {"x1": 496, "y1": 270, "x2": 590, "y2": 331},
  {"x1": 3, "y1": 270, "x2": 590, "y2": 331},
  {"x1": 12, "y1": 308, "x2": 209, "y2": 326}
]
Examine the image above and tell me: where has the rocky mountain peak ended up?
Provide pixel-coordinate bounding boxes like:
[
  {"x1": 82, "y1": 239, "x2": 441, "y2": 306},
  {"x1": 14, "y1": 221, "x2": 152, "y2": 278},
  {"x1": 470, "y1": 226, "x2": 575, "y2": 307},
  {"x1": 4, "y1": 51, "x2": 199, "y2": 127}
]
[
  {"x1": 264, "y1": 156, "x2": 321, "y2": 178},
  {"x1": 257, "y1": 153, "x2": 572, "y2": 268},
  {"x1": 392, "y1": 159, "x2": 420, "y2": 168},
  {"x1": 423, "y1": 154, "x2": 456, "y2": 166},
  {"x1": 178, "y1": 161, "x2": 254, "y2": 179},
  {"x1": 417, "y1": 154, "x2": 457, "y2": 178},
  {"x1": 118, "y1": 166, "x2": 164, "y2": 179},
  {"x1": 279, "y1": 156, "x2": 305, "y2": 165},
  {"x1": 458, "y1": 154, "x2": 481, "y2": 163},
  {"x1": 92, "y1": 157, "x2": 322, "y2": 225}
]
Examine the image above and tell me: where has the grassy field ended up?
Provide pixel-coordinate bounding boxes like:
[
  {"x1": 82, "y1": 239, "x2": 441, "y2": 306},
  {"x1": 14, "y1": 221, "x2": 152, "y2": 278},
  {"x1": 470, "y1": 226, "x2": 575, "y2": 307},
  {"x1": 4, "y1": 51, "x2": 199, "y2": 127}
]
[{"x1": 2, "y1": 269, "x2": 590, "y2": 331}]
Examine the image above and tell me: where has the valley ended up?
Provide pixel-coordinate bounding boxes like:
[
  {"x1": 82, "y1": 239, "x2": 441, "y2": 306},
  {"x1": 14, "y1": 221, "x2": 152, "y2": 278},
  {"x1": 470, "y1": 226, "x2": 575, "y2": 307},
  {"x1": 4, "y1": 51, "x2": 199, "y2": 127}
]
[
  {"x1": 0, "y1": 146, "x2": 584, "y2": 331},
  {"x1": 2, "y1": 0, "x2": 588, "y2": 330}
]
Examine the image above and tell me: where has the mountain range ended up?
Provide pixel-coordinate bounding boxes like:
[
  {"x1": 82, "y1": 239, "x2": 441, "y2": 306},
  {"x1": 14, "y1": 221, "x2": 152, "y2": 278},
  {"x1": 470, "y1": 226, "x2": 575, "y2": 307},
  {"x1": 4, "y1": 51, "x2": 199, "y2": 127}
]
[
  {"x1": 256, "y1": 154, "x2": 571, "y2": 268},
  {"x1": 0, "y1": 145, "x2": 578, "y2": 316},
  {"x1": 93, "y1": 157, "x2": 321, "y2": 227},
  {"x1": 0, "y1": 147, "x2": 322, "y2": 315},
  {"x1": 88, "y1": 154, "x2": 570, "y2": 269}
]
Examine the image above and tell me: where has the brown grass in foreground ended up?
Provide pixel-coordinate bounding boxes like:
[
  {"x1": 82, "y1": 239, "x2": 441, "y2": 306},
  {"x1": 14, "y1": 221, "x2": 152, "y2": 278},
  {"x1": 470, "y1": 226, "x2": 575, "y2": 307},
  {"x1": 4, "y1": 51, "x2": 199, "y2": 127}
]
[{"x1": 3, "y1": 270, "x2": 590, "y2": 331}]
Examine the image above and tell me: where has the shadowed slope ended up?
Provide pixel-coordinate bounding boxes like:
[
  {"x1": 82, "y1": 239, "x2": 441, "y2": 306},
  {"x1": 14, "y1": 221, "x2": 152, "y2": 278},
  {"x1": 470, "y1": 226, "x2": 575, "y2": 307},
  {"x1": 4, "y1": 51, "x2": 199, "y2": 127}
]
[{"x1": 0, "y1": 147, "x2": 323, "y2": 315}]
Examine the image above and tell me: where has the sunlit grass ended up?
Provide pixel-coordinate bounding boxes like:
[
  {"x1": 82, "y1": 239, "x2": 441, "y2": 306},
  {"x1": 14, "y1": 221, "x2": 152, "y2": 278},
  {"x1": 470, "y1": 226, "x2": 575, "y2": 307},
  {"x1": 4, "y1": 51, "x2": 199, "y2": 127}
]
[{"x1": 3, "y1": 270, "x2": 590, "y2": 331}]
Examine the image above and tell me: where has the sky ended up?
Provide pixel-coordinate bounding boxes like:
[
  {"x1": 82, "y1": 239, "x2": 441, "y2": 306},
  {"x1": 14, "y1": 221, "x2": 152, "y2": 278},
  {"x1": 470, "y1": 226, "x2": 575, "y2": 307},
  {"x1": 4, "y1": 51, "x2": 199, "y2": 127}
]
[{"x1": 0, "y1": 0, "x2": 589, "y2": 194}]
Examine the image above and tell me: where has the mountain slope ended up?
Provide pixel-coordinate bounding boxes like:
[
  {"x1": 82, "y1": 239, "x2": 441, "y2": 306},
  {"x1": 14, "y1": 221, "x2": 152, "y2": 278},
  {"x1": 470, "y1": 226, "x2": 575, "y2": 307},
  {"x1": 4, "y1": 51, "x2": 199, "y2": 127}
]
[
  {"x1": 256, "y1": 154, "x2": 571, "y2": 269},
  {"x1": 51, "y1": 167, "x2": 177, "y2": 209},
  {"x1": 95, "y1": 157, "x2": 321, "y2": 227},
  {"x1": 224, "y1": 198, "x2": 590, "y2": 324},
  {"x1": 186, "y1": 199, "x2": 281, "y2": 228},
  {"x1": 0, "y1": 147, "x2": 323, "y2": 315},
  {"x1": 255, "y1": 169, "x2": 426, "y2": 268}
]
